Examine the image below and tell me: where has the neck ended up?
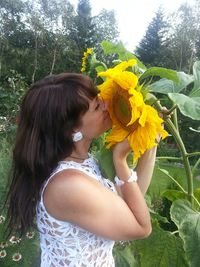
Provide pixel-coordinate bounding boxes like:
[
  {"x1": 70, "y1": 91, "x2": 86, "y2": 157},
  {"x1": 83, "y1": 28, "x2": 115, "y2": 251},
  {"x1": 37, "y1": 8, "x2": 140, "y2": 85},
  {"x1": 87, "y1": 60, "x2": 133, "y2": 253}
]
[{"x1": 69, "y1": 138, "x2": 91, "y2": 161}]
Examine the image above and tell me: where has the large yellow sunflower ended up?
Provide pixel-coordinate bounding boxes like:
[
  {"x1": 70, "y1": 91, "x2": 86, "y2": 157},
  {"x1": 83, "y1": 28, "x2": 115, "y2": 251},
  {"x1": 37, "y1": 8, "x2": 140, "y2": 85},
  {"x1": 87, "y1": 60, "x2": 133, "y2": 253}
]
[{"x1": 98, "y1": 59, "x2": 168, "y2": 162}]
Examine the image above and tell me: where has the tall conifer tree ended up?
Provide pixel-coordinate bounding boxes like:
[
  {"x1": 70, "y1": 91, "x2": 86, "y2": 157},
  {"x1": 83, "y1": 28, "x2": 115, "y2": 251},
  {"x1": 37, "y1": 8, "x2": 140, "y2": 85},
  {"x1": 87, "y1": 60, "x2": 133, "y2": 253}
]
[{"x1": 135, "y1": 7, "x2": 168, "y2": 67}]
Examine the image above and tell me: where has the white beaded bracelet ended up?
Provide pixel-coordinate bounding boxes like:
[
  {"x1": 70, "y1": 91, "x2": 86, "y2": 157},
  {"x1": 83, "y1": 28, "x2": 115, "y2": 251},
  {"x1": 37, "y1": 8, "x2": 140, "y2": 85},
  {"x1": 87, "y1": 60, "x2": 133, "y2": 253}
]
[{"x1": 114, "y1": 169, "x2": 138, "y2": 186}]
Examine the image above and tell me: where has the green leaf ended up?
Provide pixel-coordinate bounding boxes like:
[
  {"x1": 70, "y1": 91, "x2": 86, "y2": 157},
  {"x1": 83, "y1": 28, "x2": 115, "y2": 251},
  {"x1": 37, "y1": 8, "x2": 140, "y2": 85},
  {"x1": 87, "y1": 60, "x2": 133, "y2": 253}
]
[
  {"x1": 189, "y1": 61, "x2": 200, "y2": 97},
  {"x1": 144, "y1": 92, "x2": 158, "y2": 105},
  {"x1": 171, "y1": 199, "x2": 200, "y2": 267},
  {"x1": 162, "y1": 189, "x2": 187, "y2": 202},
  {"x1": 139, "y1": 67, "x2": 179, "y2": 83},
  {"x1": 149, "y1": 72, "x2": 194, "y2": 94},
  {"x1": 168, "y1": 93, "x2": 200, "y2": 120},
  {"x1": 114, "y1": 245, "x2": 138, "y2": 267},
  {"x1": 149, "y1": 208, "x2": 169, "y2": 223},
  {"x1": 147, "y1": 167, "x2": 173, "y2": 198},
  {"x1": 194, "y1": 188, "x2": 200, "y2": 201},
  {"x1": 95, "y1": 65, "x2": 106, "y2": 74},
  {"x1": 194, "y1": 188, "x2": 200, "y2": 210},
  {"x1": 101, "y1": 40, "x2": 146, "y2": 70},
  {"x1": 95, "y1": 147, "x2": 115, "y2": 180},
  {"x1": 133, "y1": 220, "x2": 188, "y2": 267},
  {"x1": 189, "y1": 87, "x2": 200, "y2": 97},
  {"x1": 193, "y1": 61, "x2": 200, "y2": 91}
]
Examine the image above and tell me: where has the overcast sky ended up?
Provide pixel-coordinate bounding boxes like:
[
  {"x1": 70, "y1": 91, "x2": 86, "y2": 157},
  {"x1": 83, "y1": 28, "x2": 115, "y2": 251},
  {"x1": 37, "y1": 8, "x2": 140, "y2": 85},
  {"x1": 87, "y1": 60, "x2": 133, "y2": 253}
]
[{"x1": 69, "y1": 0, "x2": 196, "y2": 51}]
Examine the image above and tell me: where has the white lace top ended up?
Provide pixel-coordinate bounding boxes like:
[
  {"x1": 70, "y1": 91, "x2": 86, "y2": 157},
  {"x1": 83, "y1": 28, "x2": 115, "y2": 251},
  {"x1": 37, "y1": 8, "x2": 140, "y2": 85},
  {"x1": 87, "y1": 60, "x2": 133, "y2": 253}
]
[{"x1": 36, "y1": 155, "x2": 116, "y2": 267}]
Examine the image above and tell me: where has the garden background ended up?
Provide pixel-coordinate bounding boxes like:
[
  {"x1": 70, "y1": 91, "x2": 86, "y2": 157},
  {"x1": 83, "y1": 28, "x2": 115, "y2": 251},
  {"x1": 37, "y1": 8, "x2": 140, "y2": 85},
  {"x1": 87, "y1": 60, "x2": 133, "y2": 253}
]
[{"x1": 0, "y1": 0, "x2": 200, "y2": 266}]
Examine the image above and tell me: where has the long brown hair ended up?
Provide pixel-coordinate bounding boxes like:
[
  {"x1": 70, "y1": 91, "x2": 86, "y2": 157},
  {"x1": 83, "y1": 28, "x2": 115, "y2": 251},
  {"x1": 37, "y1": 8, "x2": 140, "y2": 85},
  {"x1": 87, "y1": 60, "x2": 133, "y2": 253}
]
[{"x1": 5, "y1": 73, "x2": 98, "y2": 236}]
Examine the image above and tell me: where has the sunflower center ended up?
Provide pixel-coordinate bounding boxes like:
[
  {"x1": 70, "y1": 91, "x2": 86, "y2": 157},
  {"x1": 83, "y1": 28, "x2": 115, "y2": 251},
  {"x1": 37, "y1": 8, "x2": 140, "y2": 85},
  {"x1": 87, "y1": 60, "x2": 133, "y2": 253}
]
[{"x1": 112, "y1": 87, "x2": 139, "y2": 131}]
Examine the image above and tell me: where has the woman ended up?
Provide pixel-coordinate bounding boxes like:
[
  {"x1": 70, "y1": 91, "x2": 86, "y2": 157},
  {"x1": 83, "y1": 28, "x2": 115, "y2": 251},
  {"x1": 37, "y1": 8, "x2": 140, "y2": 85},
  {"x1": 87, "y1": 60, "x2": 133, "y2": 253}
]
[{"x1": 6, "y1": 73, "x2": 156, "y2": 266}]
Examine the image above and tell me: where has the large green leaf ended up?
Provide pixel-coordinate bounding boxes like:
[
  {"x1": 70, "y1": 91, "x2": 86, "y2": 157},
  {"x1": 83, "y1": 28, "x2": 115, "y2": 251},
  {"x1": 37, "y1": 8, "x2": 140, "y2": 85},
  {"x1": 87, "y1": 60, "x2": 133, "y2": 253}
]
[
  {"x1": 149, "y1": 72, "x2": 194, "y2": 94},
  {"x1": 189, "y1": 61, "x2": 200, "y2": 97},
  {"x1": 168, "y1": 93, "x2": 200, "y2": 120},
  {"x1": 101, "y1": 41, "x2": 146, "y2": 70},
  {"x1": 133, "y1": 220, "x2": 188, "y2": 267},
  {"x1": 139, "y1": 67, "x2": 179, "y2": 83},
  {"x1": 114, "y1": 245, "x2": 139, "y2": 267},
  {"x1": 162, "y1": 189, "x2": 187, "y2": 202},
  {"x1": 95, "y1": 147, "x2": 115, "y2": 180},
  {"x1": 171, "y1": 199, "x2": 200, "y2": 267}
]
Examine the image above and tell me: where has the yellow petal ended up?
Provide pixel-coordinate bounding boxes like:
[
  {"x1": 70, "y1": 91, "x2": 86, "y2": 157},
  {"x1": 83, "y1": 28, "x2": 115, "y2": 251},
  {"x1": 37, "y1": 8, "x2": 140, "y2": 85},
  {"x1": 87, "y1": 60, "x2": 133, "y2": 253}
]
[
  {"x1": 98, "y1": 80, "x2": 116, "y2": 101},
  {"x1": 113, "y1": 71, "x2": 138, "y2": 90}
]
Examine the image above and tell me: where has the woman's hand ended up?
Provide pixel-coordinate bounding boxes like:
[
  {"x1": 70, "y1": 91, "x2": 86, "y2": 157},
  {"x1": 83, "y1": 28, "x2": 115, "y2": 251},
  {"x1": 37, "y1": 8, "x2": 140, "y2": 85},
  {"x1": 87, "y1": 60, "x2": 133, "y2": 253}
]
[{"x1": 112, "y1": 138, "x2": 131, "y2": 163}]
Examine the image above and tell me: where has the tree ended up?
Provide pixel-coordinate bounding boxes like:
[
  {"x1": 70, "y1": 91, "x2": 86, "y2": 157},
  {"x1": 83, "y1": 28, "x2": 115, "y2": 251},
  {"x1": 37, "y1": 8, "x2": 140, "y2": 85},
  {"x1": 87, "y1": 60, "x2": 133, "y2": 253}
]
[
  {"x1": 135, "y1": 7, "x2": 168, "y2": 67},
  {"x1": 68, "y1": 0, "x2": 119, "y2": 71},
  {"x1": 93, "y1": 9, "x2": 119, "y2": 44},
  {"x1": 0, "y1": 0, "x2": 27, "y2": 77},
  {"x1": 0, "y1": 0, "x2": 119, "y2": 80},
  {"x1": 165, "y1": 3, "x2": 196, "y2": 72},
  {"x1": 68, "y1": 0, "x2": 95, "y2": 70},
  {"x1": 192, "y1": 0, "x2": 200, "y2": 62},
  {"x1": 92, "y1": 9, "x2": 119, "y2": 58}
]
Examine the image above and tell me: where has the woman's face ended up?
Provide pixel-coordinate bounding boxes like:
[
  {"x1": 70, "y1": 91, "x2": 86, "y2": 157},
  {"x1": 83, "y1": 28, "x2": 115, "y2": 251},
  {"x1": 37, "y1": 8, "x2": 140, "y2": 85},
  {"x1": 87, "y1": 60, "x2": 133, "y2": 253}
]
[{"x1": 79, "y1": 96, "x2": 112, "y2": 140}]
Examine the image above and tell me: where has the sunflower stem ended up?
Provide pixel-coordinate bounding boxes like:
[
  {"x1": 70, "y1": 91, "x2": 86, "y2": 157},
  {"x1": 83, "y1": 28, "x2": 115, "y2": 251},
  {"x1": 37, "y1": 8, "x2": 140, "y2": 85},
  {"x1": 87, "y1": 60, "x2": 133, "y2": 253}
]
[
  {"x1": 166, "y1": 119, "x2": 193, "y2": 205},
  {"x1": 154, "y1": 101, "x2": 194, "y2": 205},
  {"x1": 172, "y1": 108, "x2": 179, "y2": 131},
  {"x1": 168, "y1": 104, "x2": 178, "y2": 114},
  {"x1": 156, "y1": 156, "x2": 182, "y2": 161},
  {"x1": 186, "y1": 152, "x2": 200, "y2": 157}
]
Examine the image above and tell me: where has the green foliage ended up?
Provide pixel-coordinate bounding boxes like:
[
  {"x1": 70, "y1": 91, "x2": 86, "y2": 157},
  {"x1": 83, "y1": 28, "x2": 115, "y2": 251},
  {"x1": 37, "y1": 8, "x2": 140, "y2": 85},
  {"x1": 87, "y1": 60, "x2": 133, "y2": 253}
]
[
  {"x1": 0, "y1": 70, "x2": 28, "y2": 140},
  {"x1": 149, "y1": 72, "x2": 194, "y2": 94},
  {"x1": 95, "y1": 146, "x2": 115, "y2": 181},
  {"x1": 101, "y1": 41, "x2": 146, "y2": 69},
  {"x1": 0, "y1": 230, "x2": 40, "y2": 267},
  {"x1": 139, "y1": 67, "x2": 179, "y2": 83},
  {"x1": 114, "y1": 244, "x2": 138, "y2": 267},
  {"x1": 171, "y1": 199, "x2": 200, "y2": 267},
  {"x1": 133, "y1": 220, "x2": 189, "y2": 267},
  {"x1": 0, "y1": 139, "x2": 12, "y2": 210},
  {"x1": 0, "y1": 139, "x2": 40, "y2": 266},
  {"x1": 0, "y1": 70, "x2": 27, "y2": 116},
  {"x1": 0, "y1": 0, "x2": 119, "y2": 82},
  {"x1": 190, "y1": 61, "x2": 200, "y2": 97},
  {"x1": 168, "y1": 93, "x2": 200, "y2": 120}
]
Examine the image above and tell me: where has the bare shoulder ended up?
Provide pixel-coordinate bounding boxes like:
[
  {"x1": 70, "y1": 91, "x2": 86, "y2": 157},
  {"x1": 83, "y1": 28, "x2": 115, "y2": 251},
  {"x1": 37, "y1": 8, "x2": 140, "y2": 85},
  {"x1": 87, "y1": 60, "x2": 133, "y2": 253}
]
[
  {"x1": 44, "y1": 168, "x2": 99, "y2": 202},
  {"x1": 43, "y1": 168, "x2": 103, "y2": 219}
]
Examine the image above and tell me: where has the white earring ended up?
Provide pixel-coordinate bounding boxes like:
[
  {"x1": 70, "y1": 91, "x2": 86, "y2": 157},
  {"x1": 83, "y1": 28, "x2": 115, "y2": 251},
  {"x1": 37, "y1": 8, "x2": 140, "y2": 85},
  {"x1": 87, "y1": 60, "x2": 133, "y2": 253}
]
[{"x1": 72, "y1": 131, "x2": 83, "y2": 142}]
